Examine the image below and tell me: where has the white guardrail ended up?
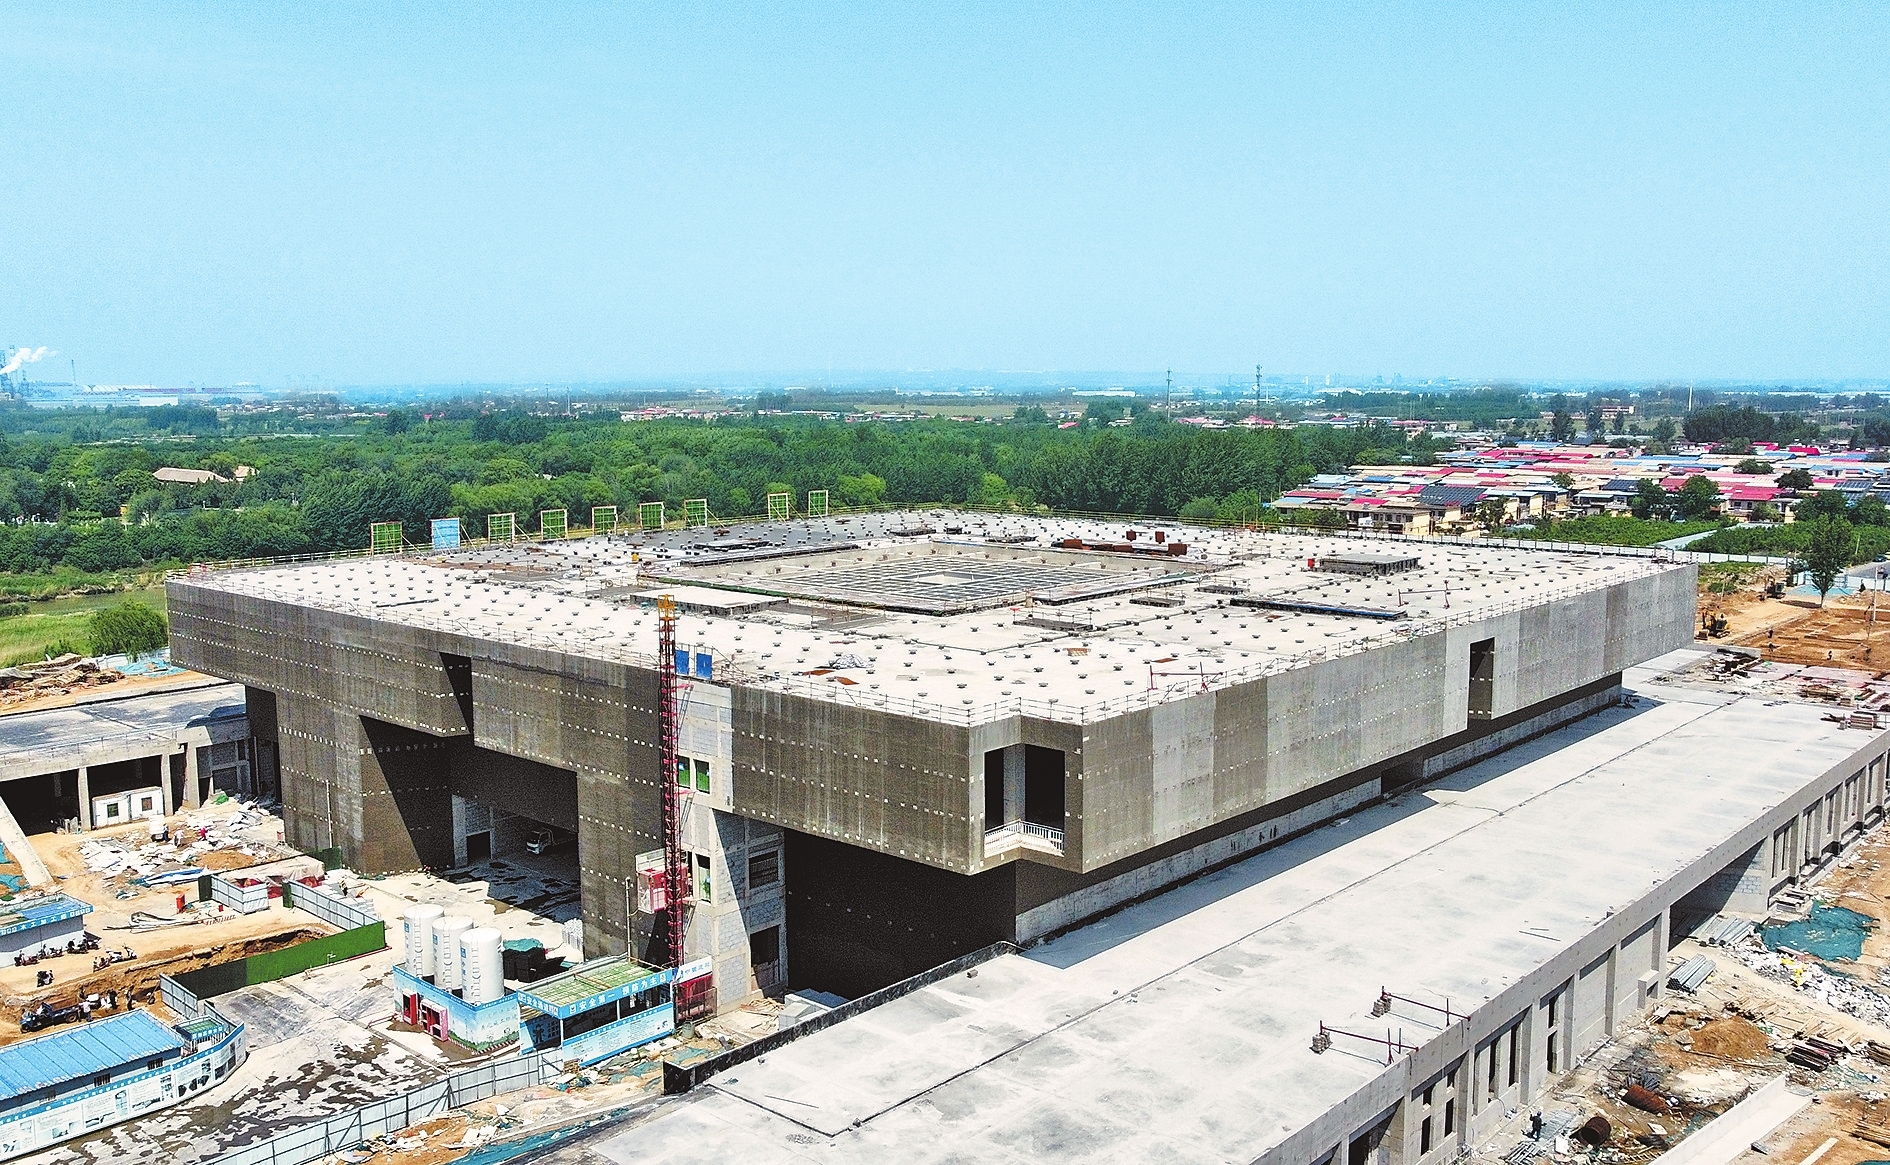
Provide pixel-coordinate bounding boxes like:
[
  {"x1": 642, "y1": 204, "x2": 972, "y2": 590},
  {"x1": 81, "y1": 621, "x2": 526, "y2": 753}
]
[{"x1": 170, "y1": 512, "x2": 1738, "y2": 727}]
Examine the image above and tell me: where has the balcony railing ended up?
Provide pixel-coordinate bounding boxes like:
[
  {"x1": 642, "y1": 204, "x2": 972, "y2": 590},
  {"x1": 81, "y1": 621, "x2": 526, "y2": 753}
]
[{"x1": 984, "y1": 819, "x2": 1065, "y2": 857}]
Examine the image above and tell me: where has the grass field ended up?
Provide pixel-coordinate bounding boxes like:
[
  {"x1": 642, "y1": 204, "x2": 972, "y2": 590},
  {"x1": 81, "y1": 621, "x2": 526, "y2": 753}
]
[
  {"x1": 0, "y1": 611, "x2": 92, "y2": 666},
  {"x1": 0, "y1": 586, "x2": 168, "y2": 667},
  {"x1": 1512, "y1": 516, "x2": 1729, "y2": 547},
  {"x1": 0, "y1": 568, "x2": 171, "y2": 602}
]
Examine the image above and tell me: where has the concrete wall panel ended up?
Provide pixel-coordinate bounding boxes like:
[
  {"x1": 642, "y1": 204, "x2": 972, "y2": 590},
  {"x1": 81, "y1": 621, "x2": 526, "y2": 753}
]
[
  {"x1": 732, "y1": 689, "x2": 973, "y2": 870},
  {"x1": 1151, "y1": 696, "x2": 1217, "y2": 840}
]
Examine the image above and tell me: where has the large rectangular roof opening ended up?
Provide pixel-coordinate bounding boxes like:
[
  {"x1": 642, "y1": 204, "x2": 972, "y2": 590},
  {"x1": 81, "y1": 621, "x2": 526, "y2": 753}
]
[{"x1": 654, "y1": 541, "x2": 1203, "y2": 614}]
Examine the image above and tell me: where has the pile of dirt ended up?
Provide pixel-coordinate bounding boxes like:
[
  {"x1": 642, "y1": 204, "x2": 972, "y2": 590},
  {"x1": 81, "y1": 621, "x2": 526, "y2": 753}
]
[
  {"x1": 1688, "y1": 1017, "x2": 1773, "y2": 1060},
  {"x1": 197, "y1": 847, "x2": 269, "y2": 872},
  {"x1": 0, "y1": 925, "x2": 326, "y2": 1038}
]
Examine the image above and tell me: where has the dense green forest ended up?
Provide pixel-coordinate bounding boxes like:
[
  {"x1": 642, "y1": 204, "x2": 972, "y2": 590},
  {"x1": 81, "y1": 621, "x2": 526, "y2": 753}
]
[
  {"x1": 5, "y1": 388, "x2": 1890, "y2": 604},
  {"x1": 0, "y1": 403, "x2": 1430, "y2": 588}
]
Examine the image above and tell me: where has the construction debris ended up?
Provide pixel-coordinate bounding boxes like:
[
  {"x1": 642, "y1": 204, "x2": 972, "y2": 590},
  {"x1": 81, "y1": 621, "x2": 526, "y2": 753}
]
[
  {"x1": 1669, "y1": 954, "x2": 1718, "y2": 993},
  {"x1": 1730, "y1": 945, "x2": 1890, "y2": 1028},
  {"x1": 75, "y1": 804, "x2": 281, "y2": 887},
  {"x1": 0, "y1": 656, "x2": 126, "y2": 709}
]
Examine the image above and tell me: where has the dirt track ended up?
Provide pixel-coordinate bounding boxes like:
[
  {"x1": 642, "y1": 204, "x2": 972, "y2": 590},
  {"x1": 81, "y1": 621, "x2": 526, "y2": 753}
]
[{"x1": 1697, "y1": 566, "x2": 1890, "y2": 668}]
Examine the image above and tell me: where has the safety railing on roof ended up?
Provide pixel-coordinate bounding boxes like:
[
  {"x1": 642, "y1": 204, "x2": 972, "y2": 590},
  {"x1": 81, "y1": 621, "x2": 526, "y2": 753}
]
[
  {"x1": 193, "y1": 551, "x2": 1668, "y2": 728},
  {"x1": 165, "y1": 496, "x2": 1750, "y2": 584},
  {"x1": 173, "y1": 510, "x2": 1681, "y2": 726}
]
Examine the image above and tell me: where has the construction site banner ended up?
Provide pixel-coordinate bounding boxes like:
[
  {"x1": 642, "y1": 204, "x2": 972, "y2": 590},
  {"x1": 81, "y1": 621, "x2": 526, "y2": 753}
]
[
  {"x1": 369, "y1": 522, "x2": 401, "y2": 554},
  {"x1": 638, "y1": 501, "x2": 665, "y2": 530},
  {"x1": 593, "y1": 505, "x2": 618, "y2": 535},
  {"x1": 684, "y1": 498, "x2": 709, "y2": 527},
  {"x1": 807, "y1": 489, "x2": 829, "y2": 518},
  {"x1": 767, "y1": 492, "x2": 791, "y2": 521},
  {"x1": 487, "y1": 512, "x2": 515, "y2": 542},
  {"x1": 430, "y1": 518, "x2": 461, "y2": 549},
  {"x1": 541, "y1": 508, "x2": 568, "y2": 540}
]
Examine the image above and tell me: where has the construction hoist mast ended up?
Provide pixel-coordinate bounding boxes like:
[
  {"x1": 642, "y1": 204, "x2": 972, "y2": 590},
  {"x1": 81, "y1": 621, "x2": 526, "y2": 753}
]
[{"x1": 657, "y1": 594, "x2": 688, "y2": 967}]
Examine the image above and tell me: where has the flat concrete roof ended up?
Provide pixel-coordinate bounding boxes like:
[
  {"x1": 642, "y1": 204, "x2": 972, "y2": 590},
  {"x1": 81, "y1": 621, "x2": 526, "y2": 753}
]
[
  {"x1": 0, "y1": 681, "x2": 245, "y2": 780},
  {"x1": 550, "y1": 649, "x2": 1878, "y2": 1165},
  {"x1": 175, "y1": 512, "x2": 1682, "y2": 727}
]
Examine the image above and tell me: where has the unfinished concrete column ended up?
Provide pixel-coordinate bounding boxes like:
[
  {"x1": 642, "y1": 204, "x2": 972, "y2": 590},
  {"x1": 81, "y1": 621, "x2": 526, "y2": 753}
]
[
  {"x1": 76, "y1": 765, "x2": 90, "y2": 830},
  {"x1": 1651, "y1": 910, "x2": 1668, "y2": 1001},
  {"x1": 184, "y1": 744, "x2": 202, "y2": 808},
  {"x1": 1001, "y1": 744, "x2": 1026, "y2": 826}
]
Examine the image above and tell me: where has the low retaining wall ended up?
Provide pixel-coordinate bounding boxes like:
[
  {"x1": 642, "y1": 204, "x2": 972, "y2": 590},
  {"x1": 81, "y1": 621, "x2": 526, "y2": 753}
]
[{"x1": 1648, "y1": 1076, "x2": 1805, "y2": 1165}]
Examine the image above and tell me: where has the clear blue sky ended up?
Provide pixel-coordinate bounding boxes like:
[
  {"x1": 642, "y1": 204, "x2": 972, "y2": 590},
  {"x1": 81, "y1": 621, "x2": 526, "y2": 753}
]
[{"x1": 4, "y1": 2, "x2": 1887, "y2": 387}]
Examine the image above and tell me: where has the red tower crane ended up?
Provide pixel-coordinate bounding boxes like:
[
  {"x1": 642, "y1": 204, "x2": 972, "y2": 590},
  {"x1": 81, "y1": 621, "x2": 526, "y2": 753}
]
[{"x1": 656, "y1": 595, "x2": 688, "y2": 968}]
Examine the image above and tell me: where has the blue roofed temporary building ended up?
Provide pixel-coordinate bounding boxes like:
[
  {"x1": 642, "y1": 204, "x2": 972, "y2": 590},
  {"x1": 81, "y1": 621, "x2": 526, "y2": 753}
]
[
  {"x1": 0, "y1": 894, "x2": 92, "y2": 960},
  {"x1": 0, "y1": 1011, "x2": 183, "y2": 1107},
  {"x1": 0, "y1": 1003, "x2": 246, "y2": 1159},
  {"x1": 514, "y1": 956, "x2": 677, "y2": 1066}
]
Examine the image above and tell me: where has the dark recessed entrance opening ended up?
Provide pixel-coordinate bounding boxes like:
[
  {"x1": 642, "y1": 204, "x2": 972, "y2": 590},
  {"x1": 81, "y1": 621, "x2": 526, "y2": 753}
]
[
  {"x1": 1468, "y1": 638, "x2": 1496, "y2": 723},
  {"x1": 983, "y1": 750, "x2": 1004, "y2": 827},
  {"x1": 465, "y1": 830, "x2": 492, "y2": 863},
  {"x1": 0, "y1": 771, "x2": 76, "y2": 834},
  {"x1": 750, "y1": 924, "x2": 782, "y2": 991},
  {"x1": 1024, "y1": 745, "x2": 1065, "y2": 830}
]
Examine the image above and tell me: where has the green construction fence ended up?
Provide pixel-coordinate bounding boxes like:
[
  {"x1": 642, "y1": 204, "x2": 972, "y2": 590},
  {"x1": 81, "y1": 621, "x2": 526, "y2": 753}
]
[{"x1": 171, "y1": 921, "x2": 385, "y2": 1000}]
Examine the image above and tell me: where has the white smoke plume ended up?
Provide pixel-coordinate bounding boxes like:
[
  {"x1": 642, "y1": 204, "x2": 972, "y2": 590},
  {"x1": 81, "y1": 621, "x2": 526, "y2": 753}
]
[{"x1": 0, "y1": 347, "x2": 52, "y2": 377}]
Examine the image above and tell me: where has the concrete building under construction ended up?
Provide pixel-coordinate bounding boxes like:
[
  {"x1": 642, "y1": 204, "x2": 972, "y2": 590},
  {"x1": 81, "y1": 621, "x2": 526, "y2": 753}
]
[{"x1": 166, "y1": 511, "x2": 1697, "y2": 1008}]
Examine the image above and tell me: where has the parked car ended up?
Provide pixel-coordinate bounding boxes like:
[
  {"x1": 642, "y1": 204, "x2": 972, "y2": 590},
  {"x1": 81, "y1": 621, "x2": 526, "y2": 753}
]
[{"x1": 525, "y1": 829, "x2": 553, "y2": 855}]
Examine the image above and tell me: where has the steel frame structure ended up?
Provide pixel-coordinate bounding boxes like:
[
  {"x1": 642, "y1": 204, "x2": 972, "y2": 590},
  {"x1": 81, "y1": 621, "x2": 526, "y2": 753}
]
[{"x1": 656, "y1": 595, "x2": 688, "y2": 968}]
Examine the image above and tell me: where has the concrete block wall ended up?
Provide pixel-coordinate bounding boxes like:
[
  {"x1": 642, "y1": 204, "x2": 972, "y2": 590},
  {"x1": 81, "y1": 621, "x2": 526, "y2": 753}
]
[{"x1": 680, "y1": 805, "x2": 787, "y2": 1005}]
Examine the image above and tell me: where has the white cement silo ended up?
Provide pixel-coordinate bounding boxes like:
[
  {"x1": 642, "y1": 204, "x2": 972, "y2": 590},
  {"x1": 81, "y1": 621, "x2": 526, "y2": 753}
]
[
  {"x1": 402, "y1": 905, "x2": 445, "y2": 977},
  {"x1": 432, "y1": 916, "x2": 474, "y2": 990},
  {"x1": 459, "y1": 928, "x2": 505, "y2": 1005}
]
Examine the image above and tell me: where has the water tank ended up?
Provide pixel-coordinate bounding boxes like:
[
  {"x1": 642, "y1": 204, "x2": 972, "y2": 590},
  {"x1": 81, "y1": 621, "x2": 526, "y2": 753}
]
[
  {"x1": 402, "y1": 905, "x2": 445, "y2": 977},
  {"x1": 459, "y1": 928, "x2": 505, "y2": 1005},
  {"x1": 432, "y1": 916, "x2": 474, "y2": 990}
]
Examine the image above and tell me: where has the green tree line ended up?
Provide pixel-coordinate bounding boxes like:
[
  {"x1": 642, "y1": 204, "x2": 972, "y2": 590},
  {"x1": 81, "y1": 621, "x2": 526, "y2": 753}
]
[{"x1": 0, "y1": 408, "x2": 1420, "y2": 574}]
